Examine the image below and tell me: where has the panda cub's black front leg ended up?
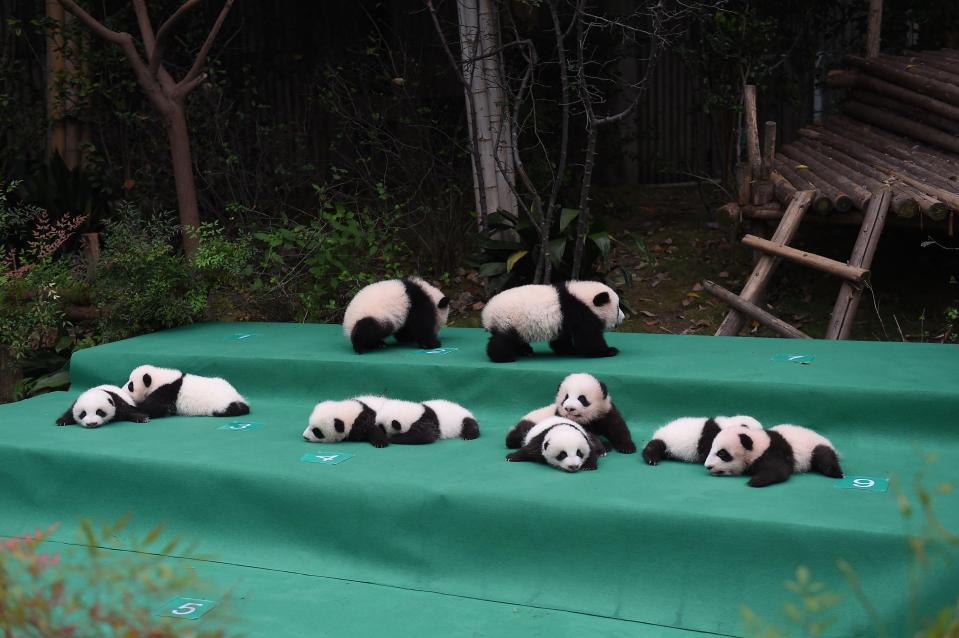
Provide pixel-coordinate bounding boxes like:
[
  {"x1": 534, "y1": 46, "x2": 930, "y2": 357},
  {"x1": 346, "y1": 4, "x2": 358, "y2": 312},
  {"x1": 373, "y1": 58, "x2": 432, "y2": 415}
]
[
  {"x1": 115, "y1": 402, "x2": 150, "y2": 424},
  {"x1": 572, "y1": 328, "x2": 618, "y2": 358},
  {"x1": 55, "y1": 408, "x2": 76, "y2": 426},
  {"x1": 746, "y1": 457, "x2": 793, "y2": 487}
]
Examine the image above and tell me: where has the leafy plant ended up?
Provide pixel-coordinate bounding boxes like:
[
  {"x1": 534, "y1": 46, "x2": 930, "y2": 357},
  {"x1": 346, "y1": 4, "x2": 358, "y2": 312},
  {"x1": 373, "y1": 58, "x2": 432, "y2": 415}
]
[
  {"x1": 0, "y1": 516, "x2": 233, "y2": 637},
  {"x1": 471, "y1": 207, "x2": 612, "y2": 293},
  {"x1": 12, "y1": 153, "x2": 112, "y2": 233}
]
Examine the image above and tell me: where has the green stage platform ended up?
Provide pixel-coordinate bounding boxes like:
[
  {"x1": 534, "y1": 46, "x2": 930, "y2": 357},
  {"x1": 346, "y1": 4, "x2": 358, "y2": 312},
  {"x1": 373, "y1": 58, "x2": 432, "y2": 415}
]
[{"x1": 1, "y1": 322, "x2": 958, "y2": 637}]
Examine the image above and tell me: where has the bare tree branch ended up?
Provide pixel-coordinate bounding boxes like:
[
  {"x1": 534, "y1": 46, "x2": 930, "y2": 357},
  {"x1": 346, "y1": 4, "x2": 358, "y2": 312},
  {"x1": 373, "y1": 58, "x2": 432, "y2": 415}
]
[
  {"x1": 179, "y1": 0, "x2": 234, "y2": 90},
  {"x1": 151, "y1": 0, "x2": 203, "y2": 79}
]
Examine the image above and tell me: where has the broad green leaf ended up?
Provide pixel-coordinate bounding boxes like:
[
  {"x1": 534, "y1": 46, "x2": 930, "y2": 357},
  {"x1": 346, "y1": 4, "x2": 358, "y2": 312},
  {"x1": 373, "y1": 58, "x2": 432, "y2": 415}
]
[
  {"x1": 559, "y1": 207, "x2": 580, "y2": 232},
  {"x1": 549, "y1": 237, "x2": 567, "y2": 266},
  {"x1": 478, "y1": 262, "x2": 507, "y2": 277},
  {"x1": 589, "y1": 231, "x2": 611, "y2": 259},
  {"x1": 506, "y1": 250, "x2": 528, "y2": 272},
  {"x1": 29, "y1": 369, "x2": 70, "y2": 394}
]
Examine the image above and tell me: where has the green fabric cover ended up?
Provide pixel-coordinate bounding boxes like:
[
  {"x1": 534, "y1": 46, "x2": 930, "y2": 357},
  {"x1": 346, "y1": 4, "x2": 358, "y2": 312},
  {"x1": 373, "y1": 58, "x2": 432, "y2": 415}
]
[{"x1": 1, "y1": 322, "x2": 957, "y2": 637}]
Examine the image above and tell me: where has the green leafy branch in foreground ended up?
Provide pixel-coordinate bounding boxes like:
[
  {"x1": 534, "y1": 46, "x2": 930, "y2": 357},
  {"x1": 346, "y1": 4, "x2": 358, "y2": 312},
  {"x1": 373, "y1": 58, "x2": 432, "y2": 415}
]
[
  {"x1": 742, "y1": 454, "x2": 959, "y2": 638},
  {"x1": 0, "y1": 515, "x2": 236, "y2": 637}
]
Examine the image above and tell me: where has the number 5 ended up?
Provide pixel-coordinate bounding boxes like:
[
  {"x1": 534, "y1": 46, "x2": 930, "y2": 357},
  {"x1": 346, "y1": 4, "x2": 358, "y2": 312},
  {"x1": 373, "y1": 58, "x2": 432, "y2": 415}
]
[{"x1": 172, "y1": 602, "x2": 203, "y2": 615}]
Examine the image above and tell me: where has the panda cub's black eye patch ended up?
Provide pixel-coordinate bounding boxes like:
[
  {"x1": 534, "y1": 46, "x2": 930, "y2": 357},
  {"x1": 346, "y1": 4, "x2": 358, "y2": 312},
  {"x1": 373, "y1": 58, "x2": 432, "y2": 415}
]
[
  {"x1": 127, "y1": 382, "x2": 134, "y2": 392},
  {"x1": 556, "y1": 451, "x2": 568, "y2": 461},
  {"x1": 576, "y1": 450, "x2": 584, "y2": 458},
  {"x1": 577, "y1": 395, "x2": 590, "y2": 407},
  {"x1": 79, "y1": 411, "x2": 86, "y2": 419},
  {"x1": 96, "y1": 409, "x2": 106, "y2": 417},
  {"x1": 107, "y1": 398, "x2": 114, "y2": 406},
  {"x1": 717, "y1": 449, "x2": 732, "y2": 462},
  {"x1": 311, "y1": 427, "x2": 325, "y2": 439}
]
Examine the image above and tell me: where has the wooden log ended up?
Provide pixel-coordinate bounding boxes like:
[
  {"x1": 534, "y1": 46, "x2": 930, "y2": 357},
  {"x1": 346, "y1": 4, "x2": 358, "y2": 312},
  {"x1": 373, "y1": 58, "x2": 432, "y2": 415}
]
[
  {"x1": 830, "y1": 114, "x2": 959, "y2": 173},
  {"x1": 773, "y1": 158, "x2": 832, "y2": 213},
  {"x1": 826, "y1": 187, "x2": 892, "y2": 339},
  {"x1": 844, "y1": 55, "x2": 959, "y2": 107},
  {"x1": 879, "y1": 54, "x2": 959, "y2": 85},
  {"x1": 761, "y1": 121, "x2": 777, "y2": 179},
  {"x1": 799, "y1": 128, "x2": 949, "y2": 220},
  {"x1": 742, "y1": 234, "x2": 869, "y2": 286},
  {"x1": 913, "y1": 51, "x2": 959, "y2": 75},
  {"x1": 790, "y1": 139, "x2": 919, "y2": 218},
  {"x1": 780, "y1": 143, "x2": 872, "y2": 210},
  {"x1": 825, "y1": 69, "x2": 959, "y2": 124},
  {"x1": 751, "y1": 180, "x2": 775, "y2": 206},
  {"x1": 744, "y1": 85, "x2": 761, "y2": 179},
  {"x1": 777, "y1": 150, "x2": 854, "y2": 212},
  {"x1": 704, "y1": 280, "x2": 811, "y2": 339},
  {"x1": 865, "y1": 0, "x2": 883, "y2": 58},
  {"x1": 823, "y1": 117, "x2": 959, "y2": 193},
  {"x1": 715, "y1": 190, "x2": 815, "y2": 336},
  {"x1": 719, "y1": 202, "x2": 741, "y2": 221},
  {"x1": 769, "y1": 170, "x2": 798, "y2": 206},
  {"x1": 841, "y1": 100, "x2": 959, "y2": 154},
  {"x1": 736, "y1": 161, "x2": 752, "y2": 206},
  {"x1": 741, "y1": 204, "x2": 784, "y2": 220},
  {"x1": 848, "y1": 89, "x2": 959, "y2": 136}
]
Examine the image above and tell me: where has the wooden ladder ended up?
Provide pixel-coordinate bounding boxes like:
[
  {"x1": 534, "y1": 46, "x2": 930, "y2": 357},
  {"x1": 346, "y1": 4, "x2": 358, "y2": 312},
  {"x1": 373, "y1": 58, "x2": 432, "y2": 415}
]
[{"x1": 705, "y1": 186, "x2": 892, "y2": 339}]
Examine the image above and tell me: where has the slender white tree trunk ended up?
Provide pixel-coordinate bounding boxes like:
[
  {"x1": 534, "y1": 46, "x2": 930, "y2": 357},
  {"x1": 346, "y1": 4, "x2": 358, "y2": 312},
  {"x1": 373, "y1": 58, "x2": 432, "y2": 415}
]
[{"x1": 456, "y1": 0, "x2": 516, "y2": 223}]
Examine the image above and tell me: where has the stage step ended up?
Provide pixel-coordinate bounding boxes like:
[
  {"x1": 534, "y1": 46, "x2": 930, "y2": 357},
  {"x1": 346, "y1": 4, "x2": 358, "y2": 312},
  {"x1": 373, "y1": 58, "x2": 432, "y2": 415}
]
[{"x1": 2, "y1": 322, "x2": 957, "y2": 637}]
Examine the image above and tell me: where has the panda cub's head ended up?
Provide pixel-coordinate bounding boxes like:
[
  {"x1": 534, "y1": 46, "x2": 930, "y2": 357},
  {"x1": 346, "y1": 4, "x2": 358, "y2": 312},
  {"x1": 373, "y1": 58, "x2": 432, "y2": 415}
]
[
  {"x1": 705, "y1": 428, "x2": 764, "y2": 476},
  {"x1": 304, "y1": 400, "x2": 357, "y2": 442},
  {"x1": 409, "y1": 277, "x2": 451, "y2": 331},
  {"x1": 375, "y1": 399, "x2": 426, "y2": 434},
  {"x1": 126, "y1": 364, "x2": 180, "y2": 403},
  {"x1": 539, "y1": 417, "x2": 592, "y2": 472},
  {"x1": 72, "y1": 387, "x2": 119, "y2": 428},
  {"x1": 565, "y1": 281, "x2": 626, "y2": 329},
  {"x1": 555, "y1": 373, "x2": 610, "y2": 422}
]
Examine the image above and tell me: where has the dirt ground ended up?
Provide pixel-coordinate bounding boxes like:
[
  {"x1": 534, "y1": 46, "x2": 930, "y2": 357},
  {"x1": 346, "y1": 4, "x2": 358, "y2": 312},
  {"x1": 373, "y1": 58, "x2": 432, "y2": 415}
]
[{"x1": 448, "y1": 184, "x2": 959, "y2": 343}]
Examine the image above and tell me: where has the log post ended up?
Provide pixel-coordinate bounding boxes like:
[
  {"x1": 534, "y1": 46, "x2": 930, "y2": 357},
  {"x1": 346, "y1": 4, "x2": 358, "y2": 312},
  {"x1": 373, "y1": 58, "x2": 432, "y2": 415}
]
[
  {"x1": 744, "y1": 85, "x2": 761, "y2": 179},
  {"x1": 865, "y1": 0, "x2": 883, "y2": 58},
  {"x1": 715, "y1": 190, "x2": 815, "y2": 336},
  {"x1": 736, "y1": 161, "x2": 752, "y2": 206},
  {"x1": 704, "y1": 281, "x2": 812, "y2": 339},
  {"x1": 761, "y1": 121, "x2": 776, "y2": 179},
  {"x1": 741, "y1": 235, "x2": 869, "y2": 286},
  {"x1": 825, "y1": 187, "x2": 892, "y2": 339}
]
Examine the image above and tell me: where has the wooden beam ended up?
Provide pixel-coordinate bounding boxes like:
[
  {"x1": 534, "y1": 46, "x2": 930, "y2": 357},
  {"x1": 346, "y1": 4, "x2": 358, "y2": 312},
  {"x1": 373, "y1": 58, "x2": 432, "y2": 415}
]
[
  {"x1": 741, "y1": 234, "x2": 869, "y2": 286},
  {"x1": 715, "y1": 190, "x2": 815, "y2": 336},
  {"x1": 826, "y1": 187, "x2": 892, "y2": 339},
  {"x1": 761, "y1": 121, "x2": 777, "y2": 179},
  {"x1": 780, "y1": 143, "x2": 872, "y2": 210},
  {"x1": 744, "y1": 85, "x2": 761, "y2": 179},
  {"x1": 865, "y1": 0, "x2": 883, "y2": 58},
  {"x1": 769, "y1": 169, "x2": 798, "y2": 206},
  {"x1": 736, "y1": 161, "x2": 752, "y2": 206},
  {"x1": 825, "y1": 69, "x2": 959, "y2": 124},
  {"x1": 773, "y1": 158, "x2": 832, "y2": 213},
  {"x1": 841, "y1": 100, "x2": 959, "y2": 154},
  {"x1": 844, "y1": 55, "x2": 959, "y2": 107},
  {"x1": 704, "y1": 280, "x2": 812, "y2": 339},
  {"x1": 848, "y1": 89, "x2": 959, "y2": 136},
  {"x1": 777, "y1": 151, "x2": 854, "y2": 212}
]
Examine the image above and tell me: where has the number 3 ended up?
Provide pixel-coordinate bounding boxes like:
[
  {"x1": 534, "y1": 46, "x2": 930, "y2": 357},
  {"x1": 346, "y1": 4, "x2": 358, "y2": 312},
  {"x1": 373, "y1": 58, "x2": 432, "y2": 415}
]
[{"x1": 172, "y1": 602, "x2": 203, "y2": 615}]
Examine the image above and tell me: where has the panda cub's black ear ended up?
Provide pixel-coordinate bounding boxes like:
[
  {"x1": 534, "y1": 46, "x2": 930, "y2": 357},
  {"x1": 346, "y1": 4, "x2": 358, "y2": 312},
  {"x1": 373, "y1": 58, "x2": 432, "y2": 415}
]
[
  {"x1": 143, "y1": 373, "x2": 152, "y2": 388},
  {"x1": 592, "y1": 292, "x2": 611, "y2": 306},
  {"x1": 599, "y1": 381, "x2": 608, "y2": 398},
  {"x1": 739, "y1": 433, "x2": 753, "y2": 450},
  {"x1": 438, "y1": 297, "x2": 450, "y2": 309}
]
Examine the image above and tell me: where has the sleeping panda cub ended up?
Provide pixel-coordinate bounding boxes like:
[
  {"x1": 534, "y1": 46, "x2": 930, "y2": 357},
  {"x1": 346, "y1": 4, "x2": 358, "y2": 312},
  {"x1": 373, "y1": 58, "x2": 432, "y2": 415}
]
[
  {"x1": 55, "y1": 384, "x2": 150, "y2": 428},
  {"x1": 303, "y1": 397, "x2": 388, "y2": 447},
  {"x1": 422, "y1": 400, "x2": 481, "y2": 440},
  {"x1": 642, "y1": 415, "x2": 762, "y2": 465},
  {"x1": 343, "y1": 277, "x2": 450, "y2": 354},
  {"x1": 125, "y1": 365, "x2": 249, "y2": 418},
  {"x1": 481, "y1": 281, "x2": 624, "y2": 362},
  {"x1": 506, "y1": 373, "x2": 634, "y2": 453},
  {"x1": 506, "y1": 416, "x2": 606, "y2": 472},
  {"x1": 375, "y1": 399, "x2": 441, "y2": 444},
  {"x1": 704, "y1": 423, "x2": 844, "y2": 487}
]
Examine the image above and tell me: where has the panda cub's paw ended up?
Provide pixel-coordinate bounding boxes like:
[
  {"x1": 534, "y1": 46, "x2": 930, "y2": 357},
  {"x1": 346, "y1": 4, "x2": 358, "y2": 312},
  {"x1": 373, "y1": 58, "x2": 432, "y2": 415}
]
[
  {"x1": 55, "y1": 418, "x2": 69, "y2": 426},
  {"x1": 614, "y1": 440, "x2": 637, "y2": 454},
  {"x1": 605, "y1": 347, "x2": 619, "y2": 357}
]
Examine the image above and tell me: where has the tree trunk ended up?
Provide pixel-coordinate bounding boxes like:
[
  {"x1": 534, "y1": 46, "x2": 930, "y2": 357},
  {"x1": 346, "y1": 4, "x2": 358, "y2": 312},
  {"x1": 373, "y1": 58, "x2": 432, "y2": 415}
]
[
  {"x1": 571, "y1": 126, "x2": 598, "y2": 279},
  {"x1": 0, "y1": 348, "x2": 22, "y2": 403},
  {"x1": 167, "y1": 103, "x2": 200, "y2": 256}
]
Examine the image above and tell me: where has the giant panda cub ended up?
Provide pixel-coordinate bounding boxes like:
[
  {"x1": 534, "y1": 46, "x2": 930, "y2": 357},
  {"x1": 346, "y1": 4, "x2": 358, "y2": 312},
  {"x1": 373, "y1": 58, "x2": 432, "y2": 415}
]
[
  {"x1": 642, "y1": 415, "x2": 762, "y2": 466},
  {"x1": 506, "y1": 373, "x2": 634, "y2": 453},
  {"x1": 374, "y1": 399, "x2": 441, "y2": 444},
  {"x1": 56, "y1": 384, "x2": 150, "y2": 428},
  {"x1": 506, "y1": 416, "x2": 606, "y2": 472},
  {"x1": 343, "y1": 277, "x2": 450, "y2": 354},
  {"x1": 125, "y1": 365, "x2": 249, "y2": 418},
  {"x1": 704, "y1": 423, "x2": 844, "y2": 487},
  {"x1": 481, "y1": 281, "x2": 624, "y2": 363},
  {"x1": 303, "y1": 396, "x2": 388, "y2": 447},
  {"x1": 422, "y1": 400, "x2": 481, "y2": 440}
]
